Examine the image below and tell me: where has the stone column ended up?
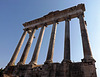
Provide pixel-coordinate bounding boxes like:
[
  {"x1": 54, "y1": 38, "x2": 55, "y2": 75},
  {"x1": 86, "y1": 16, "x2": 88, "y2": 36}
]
[
  {"x1": 78, "y1": 14, "x2": 95, "y2": 62},
  {"x1": 63, "y1": 18, "x2": 71, "y2": 63},
  {"x1": 29, "y1": 25, "x2": 45, "y2": 65},
  {"x1": 8, "y1": 30, "x2": 27, "y2": 66},
  {"x1": 45, "y1": 22, "x2": 57, "y2": 64},
  {"x1": 17, "y1": 28, "x2": 36, "y2": 65}
]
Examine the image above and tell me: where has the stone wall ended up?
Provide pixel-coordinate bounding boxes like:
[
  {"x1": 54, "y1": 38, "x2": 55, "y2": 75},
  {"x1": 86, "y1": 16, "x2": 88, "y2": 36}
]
[{"x1": 3, "y1": 62, "x2": 97, "y2": 77}]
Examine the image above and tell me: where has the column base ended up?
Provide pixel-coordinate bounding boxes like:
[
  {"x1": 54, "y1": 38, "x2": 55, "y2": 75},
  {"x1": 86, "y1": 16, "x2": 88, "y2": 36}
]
[
  {"x1": 17, "y1": 62, "x2": 24, "y2": 65},
  {"x1": 62, "y1": 59, "x2": 71, "y2": 63},
  {"x1": 7, "y1": 62, "x2": 15, "y2": 66},
  {"x1": 81, "y1": 58, "x2": 96, "y2": 63},
  {"x1": 29, "y1": 61, "x2": 37, "y2": 65},
  {"x1": 44, "y1": 60, "x2": 53, "y2": 64}
]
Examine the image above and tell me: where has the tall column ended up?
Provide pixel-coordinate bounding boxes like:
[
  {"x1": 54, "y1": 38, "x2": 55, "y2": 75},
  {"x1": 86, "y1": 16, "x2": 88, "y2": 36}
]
[
  {"x1": 45, "y1": 22, "x2": 57, "y2": 64},
  {"x1": 29, "y1": 25, "x2": 45, "y2": 65},
  {"x1": 17, "y1": 28, "x2": 36, "y2": 65},
  {"x1": 62, "y1": 18, "x2": 71, "y2": 63},
  {"x1": 78, "y1": 14, "x2": 95, "y2": 62},
  {"x1": 8, "y1": 30, "x2": 27, "y2": 66}
]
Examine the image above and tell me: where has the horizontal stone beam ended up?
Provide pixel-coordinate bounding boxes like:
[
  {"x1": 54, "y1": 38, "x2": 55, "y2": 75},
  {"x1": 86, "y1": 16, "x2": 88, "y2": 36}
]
[{"x1": 23, "y1": 4, "x2": 85, "y2": 29}]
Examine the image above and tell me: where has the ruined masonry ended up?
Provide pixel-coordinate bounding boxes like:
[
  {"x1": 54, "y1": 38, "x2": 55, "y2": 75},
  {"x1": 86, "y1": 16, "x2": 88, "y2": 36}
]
[{"x1": 3, "y1": 4, "x2": 97, "y2": 77}]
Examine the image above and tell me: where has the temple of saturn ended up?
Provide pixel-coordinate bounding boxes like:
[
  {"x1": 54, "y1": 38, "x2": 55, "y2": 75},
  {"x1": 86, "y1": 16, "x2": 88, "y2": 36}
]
[{"x1": 3, "y1": 4, "x2": 97, "y2": 77}]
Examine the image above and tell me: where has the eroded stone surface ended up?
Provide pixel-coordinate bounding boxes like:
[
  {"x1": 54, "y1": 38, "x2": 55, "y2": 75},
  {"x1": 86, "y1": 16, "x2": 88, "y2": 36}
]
[
  {"x1": 3, "y1": 3, "x2": 97, "y2": 77},
  {"x1": 3, "y1": 62, "x2": 97, "y2": 77},
  {"x1": 23, "y1": 4, "x2": 85, "y2": 29}
]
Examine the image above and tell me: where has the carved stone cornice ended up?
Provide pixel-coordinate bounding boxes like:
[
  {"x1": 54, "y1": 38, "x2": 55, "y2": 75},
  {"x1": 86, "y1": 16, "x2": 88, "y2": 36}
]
[{"x1": 23, "y1": 4, "x2": 85, "y2": 29}]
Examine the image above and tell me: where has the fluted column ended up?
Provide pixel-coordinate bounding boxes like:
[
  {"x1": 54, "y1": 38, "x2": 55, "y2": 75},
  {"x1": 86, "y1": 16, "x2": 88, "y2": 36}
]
[
  {"x1": 62, "y1": 18, "x2": 71, "y2": 63},
  {"x1": 78, "y1": 14, "x2": 95, "y2": 62},
  {"x1": 8, "y1": 30, "x2": 27, "y2": 66},
  {"x1": 45, "y1": 22, "x2": 57, "y2": 64},
  {"x1": 29, "y1": 25, "x2": 45, "y2": 65},
  {"x1": 17, "y1": 28, "x2": 36, "y2": 65}
]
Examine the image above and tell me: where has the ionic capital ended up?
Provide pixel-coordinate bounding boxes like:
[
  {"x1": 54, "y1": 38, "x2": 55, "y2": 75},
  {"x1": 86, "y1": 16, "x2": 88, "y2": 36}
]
[
  {"x1": 77, "y1": 12, "x2": 84, "y2": 18},
  {"x1": 64, "y1": 17, "x2": 71, "y2": 21},
  {"x1": 52, "y1": 20, "x2": 59, "y2": 24}
]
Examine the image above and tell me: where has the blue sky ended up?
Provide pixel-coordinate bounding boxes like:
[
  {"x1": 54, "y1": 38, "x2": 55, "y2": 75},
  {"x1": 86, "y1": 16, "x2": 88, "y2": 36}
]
[{"x1": 0, "y1": 0, "x2": 100, "y2": 76}]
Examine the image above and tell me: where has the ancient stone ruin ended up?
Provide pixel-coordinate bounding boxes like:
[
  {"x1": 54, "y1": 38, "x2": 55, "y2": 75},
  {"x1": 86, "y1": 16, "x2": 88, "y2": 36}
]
[{"x1": 3, "y1": 4, "x2": 97, "y2": 77}]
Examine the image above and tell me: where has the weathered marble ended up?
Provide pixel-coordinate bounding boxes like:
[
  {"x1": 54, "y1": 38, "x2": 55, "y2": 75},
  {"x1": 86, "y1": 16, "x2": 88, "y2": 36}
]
[
  {"x1": 3, "y1": 4, "x2": 97, "y2": 77},
  {"x1": 30, "y1": 25, "x2": 45, "y2": 65},
  {"x1": 78, "y1": 14, "x2": 95, "y2": 62},
  {"x1": 8, "y1": 30, "x2": 27, "y2": 66},
  {"x1": 17, "y1": 28, "x2": 36, "y2": 65},
  {"x1": 23, "y1": 4, "x2": 85, "y2": 29},
  {"x1": 45, "y1": 22, "x2": 57, "y2": 64},
  {"x1": 62, "y1": 18, "x2": 71, "y2": 63}
]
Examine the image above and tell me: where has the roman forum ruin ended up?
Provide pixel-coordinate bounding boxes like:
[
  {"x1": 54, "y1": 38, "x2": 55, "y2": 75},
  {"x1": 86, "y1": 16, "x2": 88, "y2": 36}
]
[{"x1": 3, "y1": 4, "x2": 97, "y2": 77}]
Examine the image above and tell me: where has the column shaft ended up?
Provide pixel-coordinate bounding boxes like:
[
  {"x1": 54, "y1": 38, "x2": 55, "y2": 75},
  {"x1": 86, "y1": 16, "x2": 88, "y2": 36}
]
[
  {"x1": 18, "y1": 28, "x2": 36, "y2": 65},
  {"x1": 79, "y1": 14, "x2": 94, "y2": 62},
  {"x1": 30, "y1": 26, "x2": 45, "y2": 65},
  {"x1": 8, "y1": 30, "x2": 27, "y2": 66},
  {"x1": 63, "y1": 19, "x2": 70, "y2": 62},
  {"x1": 45, "y1": 22, "x2": 57, "y2": 64}
]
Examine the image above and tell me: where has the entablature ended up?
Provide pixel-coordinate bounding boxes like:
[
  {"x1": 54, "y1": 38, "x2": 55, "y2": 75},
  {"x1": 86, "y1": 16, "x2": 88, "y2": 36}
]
[{"x1": 23, "y1": 4, "x2": 85, "y2": 29}]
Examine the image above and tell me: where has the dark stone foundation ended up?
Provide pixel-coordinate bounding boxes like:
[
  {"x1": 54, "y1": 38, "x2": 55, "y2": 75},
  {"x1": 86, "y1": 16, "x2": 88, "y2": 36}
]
[{"x1": 3, "y1": 62, "x2": 97, "y2": 77}]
